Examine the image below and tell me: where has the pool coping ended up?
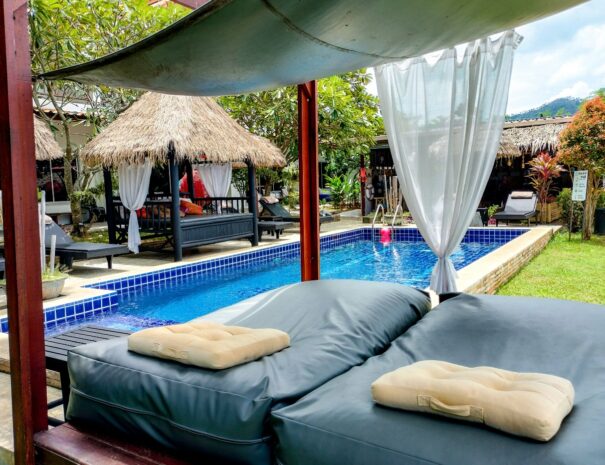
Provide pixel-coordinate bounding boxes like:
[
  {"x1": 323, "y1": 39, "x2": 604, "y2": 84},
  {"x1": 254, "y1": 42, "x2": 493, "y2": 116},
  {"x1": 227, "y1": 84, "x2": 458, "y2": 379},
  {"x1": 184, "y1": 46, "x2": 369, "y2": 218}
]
[
  {"x1": 1, "y1": 225, "x2": 539, "y2": 334},
  {"x1": 457, "y1": 226, "x2": 558, "y2": 294}
]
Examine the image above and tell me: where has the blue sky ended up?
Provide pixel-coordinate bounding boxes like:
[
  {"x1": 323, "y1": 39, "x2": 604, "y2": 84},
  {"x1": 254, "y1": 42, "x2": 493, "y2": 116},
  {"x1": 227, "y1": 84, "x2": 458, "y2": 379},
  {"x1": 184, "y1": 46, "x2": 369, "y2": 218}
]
[
  {"x1": 508, "y1": 0, "x2": 605, "y2": 113},
  {"x1": 366, "y1": 0, "x2": 605, "y2": 114}
]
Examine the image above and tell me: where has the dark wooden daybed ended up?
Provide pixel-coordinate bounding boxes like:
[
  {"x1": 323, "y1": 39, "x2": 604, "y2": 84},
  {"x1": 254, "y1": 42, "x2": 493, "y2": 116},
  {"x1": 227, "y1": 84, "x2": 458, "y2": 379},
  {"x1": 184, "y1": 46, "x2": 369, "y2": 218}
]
[{"x1": 103, "y1": 160, "x2": 259, "y2": 262}]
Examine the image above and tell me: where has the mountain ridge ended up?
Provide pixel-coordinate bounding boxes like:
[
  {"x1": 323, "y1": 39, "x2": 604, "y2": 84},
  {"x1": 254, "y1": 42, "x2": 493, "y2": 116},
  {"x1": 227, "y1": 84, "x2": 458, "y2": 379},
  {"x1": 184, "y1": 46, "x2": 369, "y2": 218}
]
[{"x1": 507, "y1": 96, "x2": 582, "y2": 121}]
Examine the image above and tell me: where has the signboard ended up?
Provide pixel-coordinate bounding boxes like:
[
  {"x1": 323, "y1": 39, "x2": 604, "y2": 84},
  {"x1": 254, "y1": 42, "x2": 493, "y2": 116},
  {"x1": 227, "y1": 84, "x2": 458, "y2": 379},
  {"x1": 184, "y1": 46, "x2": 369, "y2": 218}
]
[{"x1": 571, "y1": 170, "x2": 588, "y2": 202}]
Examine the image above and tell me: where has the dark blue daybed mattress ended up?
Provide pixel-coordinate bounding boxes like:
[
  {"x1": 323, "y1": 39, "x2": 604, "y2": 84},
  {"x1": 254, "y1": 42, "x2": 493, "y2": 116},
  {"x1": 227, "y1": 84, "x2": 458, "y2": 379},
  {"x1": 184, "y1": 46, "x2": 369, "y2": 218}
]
[
  {"x1": 273, "y1": 294, "x2": 605, "y2": 465},
  {"x1": 66, "y1": 280, "x2": 430, "y2": 465}
]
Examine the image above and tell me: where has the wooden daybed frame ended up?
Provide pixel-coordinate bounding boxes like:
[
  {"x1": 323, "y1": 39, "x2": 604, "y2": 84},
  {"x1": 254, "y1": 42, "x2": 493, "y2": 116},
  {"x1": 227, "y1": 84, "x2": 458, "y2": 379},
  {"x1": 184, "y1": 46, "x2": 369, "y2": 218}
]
[{"x1": 103, "y1": 157, "x2": 259, "y2": 262}]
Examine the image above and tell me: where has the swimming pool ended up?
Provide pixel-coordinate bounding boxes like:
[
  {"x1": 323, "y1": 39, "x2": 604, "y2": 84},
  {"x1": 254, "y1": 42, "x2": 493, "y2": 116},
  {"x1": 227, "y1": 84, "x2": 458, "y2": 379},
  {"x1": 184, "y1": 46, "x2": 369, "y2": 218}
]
[{"x1": 0, "y1": 227, "x2": 529, "y2": 335}]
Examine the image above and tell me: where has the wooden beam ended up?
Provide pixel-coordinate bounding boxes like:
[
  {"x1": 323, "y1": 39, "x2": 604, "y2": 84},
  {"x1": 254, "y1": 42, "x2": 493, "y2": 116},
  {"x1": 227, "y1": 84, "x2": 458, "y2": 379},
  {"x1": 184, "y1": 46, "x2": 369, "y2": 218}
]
[
  {"x1": 297, "y1": 81, "x2": 320, "y2": 281},
  {"x1": 168, "y1": 148, "x2": 183, "y2": 262},
  {"x1": 103, "y1": 168, "x2": 117, "y2": 244},
  {"x1": 0, "y1": 2, "x2": 49, "y2": 465},
  {"x1": 246, "y1": 160, "x2": 259, "y2": 246}
]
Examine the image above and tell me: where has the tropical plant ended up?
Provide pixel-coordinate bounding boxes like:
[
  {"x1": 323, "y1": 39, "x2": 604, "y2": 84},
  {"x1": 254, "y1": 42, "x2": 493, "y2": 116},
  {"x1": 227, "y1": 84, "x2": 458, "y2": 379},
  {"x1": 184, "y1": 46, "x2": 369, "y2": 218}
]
[
  {"x1": 527, "y1": 152, "x2": 565, "y2": 221},
  {"x1": 557, "y1": 95, "x2": 605, "y2": 239},
  {"x1": 219, "y1": 71, "x2": 383, "y2": 179},
  {"x1": 487, "y1": 204, "x2": 500, "y2": 219},
  {"x1": 29, "y1": 0, "x2": 187, "y2": 234},
  {"x1": 325, "y1": 169, "x2": 360, "y2": 210},
  {"x1": 557, "y1": 188, "x2": 583, "y2": 232}
]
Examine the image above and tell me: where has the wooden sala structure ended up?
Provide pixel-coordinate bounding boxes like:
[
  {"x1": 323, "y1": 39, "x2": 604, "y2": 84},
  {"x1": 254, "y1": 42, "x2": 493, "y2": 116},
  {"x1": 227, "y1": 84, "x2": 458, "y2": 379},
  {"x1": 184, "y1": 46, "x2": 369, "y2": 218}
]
[
  {"x1": 80, "y1": 92, "x2": 285, "y2": 261},
  {"x1": 0, "y1": 0, "x2": 585, "y2": 464}
]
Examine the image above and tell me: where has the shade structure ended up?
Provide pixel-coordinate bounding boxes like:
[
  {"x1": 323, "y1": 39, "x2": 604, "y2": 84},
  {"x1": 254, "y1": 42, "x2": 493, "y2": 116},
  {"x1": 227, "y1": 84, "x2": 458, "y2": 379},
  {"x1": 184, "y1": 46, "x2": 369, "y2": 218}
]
[
  {"x1": 40, "y1": 0, "x2": 585, "y2": 96},
  {"x1": 497, "y1": 117, "x2": 572, "y2": 159},
  {"x1": 79, "y1": 92, "x2": 285, "y2": 168},
  {"x1": 33, "y1": 117, "x2": 62, "y2": 161}
]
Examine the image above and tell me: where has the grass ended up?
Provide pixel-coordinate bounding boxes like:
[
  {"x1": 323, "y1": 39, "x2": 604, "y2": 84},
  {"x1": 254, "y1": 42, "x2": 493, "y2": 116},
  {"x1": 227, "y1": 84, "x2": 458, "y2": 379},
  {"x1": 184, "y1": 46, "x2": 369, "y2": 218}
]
[{"x1": 497, "y1": 231, "x2": 605, "y2": 305}]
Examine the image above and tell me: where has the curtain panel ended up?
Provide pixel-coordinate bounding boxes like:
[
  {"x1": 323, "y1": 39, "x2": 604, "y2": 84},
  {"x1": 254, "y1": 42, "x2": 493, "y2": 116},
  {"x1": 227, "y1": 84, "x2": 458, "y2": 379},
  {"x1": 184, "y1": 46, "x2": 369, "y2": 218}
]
[
  {"x1": 118, "y1": 160, "x2": 152, "y2": 253},
  {"x1": 375, "y1": 31, "x2": 521, "y2": 293}
]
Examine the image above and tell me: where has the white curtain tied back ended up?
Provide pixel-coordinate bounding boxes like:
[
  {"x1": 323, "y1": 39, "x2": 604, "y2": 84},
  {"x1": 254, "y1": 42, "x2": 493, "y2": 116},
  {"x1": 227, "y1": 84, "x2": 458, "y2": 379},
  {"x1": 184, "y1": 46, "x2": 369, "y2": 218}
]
[
  {"x1": 375, "y1": 31, "x2": 521, "y2": 293},
  {"x1": 118, "y1": 160, "x2": 152, "y2": 253}
]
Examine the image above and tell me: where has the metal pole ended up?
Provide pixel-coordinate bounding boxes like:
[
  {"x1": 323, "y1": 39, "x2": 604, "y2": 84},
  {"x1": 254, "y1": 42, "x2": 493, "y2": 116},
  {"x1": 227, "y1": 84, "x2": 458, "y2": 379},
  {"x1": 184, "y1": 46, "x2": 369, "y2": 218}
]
[
  {"x1": 297, "y1": 81, "x2": 320, "y2": 281},
  {"x1": 0, "y1": 2, "x2": 49, "y2": 464}
]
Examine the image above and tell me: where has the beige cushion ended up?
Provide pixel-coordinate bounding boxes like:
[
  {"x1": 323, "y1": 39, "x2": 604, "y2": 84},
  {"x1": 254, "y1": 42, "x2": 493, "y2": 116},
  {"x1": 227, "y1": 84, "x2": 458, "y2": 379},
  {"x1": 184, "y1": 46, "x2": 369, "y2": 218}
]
[
  {"x1": 128, "y1": 321, "x2": 290, "y2": 370},
  {"x1": 371, "y1": 360, "x2": 574, "y2": 441}
]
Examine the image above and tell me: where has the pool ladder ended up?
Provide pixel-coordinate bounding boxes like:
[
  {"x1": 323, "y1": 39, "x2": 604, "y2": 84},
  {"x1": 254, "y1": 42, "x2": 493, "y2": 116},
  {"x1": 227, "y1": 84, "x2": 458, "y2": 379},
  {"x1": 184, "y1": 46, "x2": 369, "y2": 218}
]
[
  {"x1": 372, "y1": 203, "x2": 404, "y2": 241},
  {"x1": 371, "y1": 204, "x2": 386, "y2": 240}
]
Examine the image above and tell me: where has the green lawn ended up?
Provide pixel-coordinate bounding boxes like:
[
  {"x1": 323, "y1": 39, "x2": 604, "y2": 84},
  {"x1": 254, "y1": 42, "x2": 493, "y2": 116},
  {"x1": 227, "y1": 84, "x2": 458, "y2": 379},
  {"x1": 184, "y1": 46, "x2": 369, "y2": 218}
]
[{"x1": 497, "y1": 231, "x2": 605, "y2": 305}]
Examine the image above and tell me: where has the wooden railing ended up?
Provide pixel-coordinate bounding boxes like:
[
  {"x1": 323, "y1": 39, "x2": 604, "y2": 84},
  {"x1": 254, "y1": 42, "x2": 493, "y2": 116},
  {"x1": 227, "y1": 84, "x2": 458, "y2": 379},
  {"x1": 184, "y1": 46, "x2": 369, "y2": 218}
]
[{"x1": 109, "y1": 194, "x2": 252, "y2": 242}]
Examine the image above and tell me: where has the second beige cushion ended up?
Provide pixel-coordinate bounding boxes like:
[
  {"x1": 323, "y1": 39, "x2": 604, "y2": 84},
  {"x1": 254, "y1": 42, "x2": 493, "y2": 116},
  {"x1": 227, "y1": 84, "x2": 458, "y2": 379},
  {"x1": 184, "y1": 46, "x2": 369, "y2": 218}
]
[
  {"x1": 371, "y1": 360, "x2": 574, "y2": 441},
  {"x1": 128, "y1": 321, "x2": 290, "y2": 370}
]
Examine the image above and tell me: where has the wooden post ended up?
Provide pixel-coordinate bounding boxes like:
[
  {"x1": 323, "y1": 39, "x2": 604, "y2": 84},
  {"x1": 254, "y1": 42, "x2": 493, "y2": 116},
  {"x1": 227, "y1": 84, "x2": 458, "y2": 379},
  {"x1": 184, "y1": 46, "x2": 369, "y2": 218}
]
[
  {"x1": 360, "y1": 153, "x2": 366, "y2": 216},
  {"x1": 169, "y1": 148, "x2": 183, "y2": 261},
  {"x1": 247, "y1": 160, "x2": 259, "y2": 246},
  {"x1": 298, "y1": 81, "x2": 320, "y2": 281},
  {"x1": 103, "y1": 168, "x2": 117, "y2": 244},
  {"x1": 0, "y1": 2, "x2": 49, "y2": 465},
  {"x1": 185, "y1": 161, "x2": 194, "y2": 198}
]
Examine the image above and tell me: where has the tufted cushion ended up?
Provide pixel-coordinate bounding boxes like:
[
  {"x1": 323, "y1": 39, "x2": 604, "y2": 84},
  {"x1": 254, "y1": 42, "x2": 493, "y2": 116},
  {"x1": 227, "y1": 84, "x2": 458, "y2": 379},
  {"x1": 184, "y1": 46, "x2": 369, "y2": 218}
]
[
  {"x1": 371, "y1": 360, "x2": 574, "y2": 441},
  {"x1": 128, "y1": 321, "x2": 290, "y2": 370}
]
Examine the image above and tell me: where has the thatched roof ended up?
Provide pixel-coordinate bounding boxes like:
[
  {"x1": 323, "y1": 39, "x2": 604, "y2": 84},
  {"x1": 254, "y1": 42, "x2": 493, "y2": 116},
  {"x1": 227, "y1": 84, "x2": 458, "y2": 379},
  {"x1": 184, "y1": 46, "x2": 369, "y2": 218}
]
[
  {"x1": 34, "y1": 117, "x2": 62, "y2": 161},
  {"x1": 497, "y1": 116, "x2": 572, "y2": 159},
  {"x1": 80, "y1": 93, "x2": 285, "y2": 168}
]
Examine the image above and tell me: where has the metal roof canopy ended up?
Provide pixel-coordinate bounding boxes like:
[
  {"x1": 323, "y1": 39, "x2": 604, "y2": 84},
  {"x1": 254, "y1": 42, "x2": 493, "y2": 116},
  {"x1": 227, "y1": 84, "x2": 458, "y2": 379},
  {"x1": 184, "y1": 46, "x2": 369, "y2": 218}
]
[{"x1": 41, "y1": 0, "x2": 585, "y2": 96}]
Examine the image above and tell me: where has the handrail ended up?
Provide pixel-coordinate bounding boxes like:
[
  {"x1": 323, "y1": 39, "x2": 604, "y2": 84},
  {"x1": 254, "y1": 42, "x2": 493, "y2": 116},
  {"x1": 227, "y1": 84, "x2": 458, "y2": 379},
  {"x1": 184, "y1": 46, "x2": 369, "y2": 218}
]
[
  {"x1": 391, "y1": 203, "x2": 403, "y2": 229},
  {"x1": 371, "y1": 204, "x2": 386, "y2": 240}
]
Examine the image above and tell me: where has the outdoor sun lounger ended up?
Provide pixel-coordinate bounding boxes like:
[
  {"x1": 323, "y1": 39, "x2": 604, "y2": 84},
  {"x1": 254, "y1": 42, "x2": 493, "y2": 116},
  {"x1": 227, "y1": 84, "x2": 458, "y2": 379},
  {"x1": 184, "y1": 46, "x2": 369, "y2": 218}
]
[
  {"x1": 493, "y1": 191, "x2": 538, "y2": 226},
  {"x1": 44, "y1": 219, "x2": 129, "y2": 269},
  {"x1": 272, "y1": 293, "x2": 605, "y2": 465},
  {"x1": 259, "y1": 197, "x2": 334, "y2": 225},
  {"x1": 65, "y1": 280, "x2": 430, "y2": 465}
]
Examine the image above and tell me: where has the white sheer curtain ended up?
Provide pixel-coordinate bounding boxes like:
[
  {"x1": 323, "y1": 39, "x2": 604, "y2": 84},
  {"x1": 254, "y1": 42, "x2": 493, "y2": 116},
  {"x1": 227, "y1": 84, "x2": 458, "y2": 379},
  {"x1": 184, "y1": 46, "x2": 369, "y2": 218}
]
[
  {"x1": 196, "y1": 163, "x2": 232, "y2": 197},
  {"x1": 375, "y1": 31, "x2": 521, "y2": 293},
  {"x1": 118, "y1": 160, "x2": 152, "y2": 253}
]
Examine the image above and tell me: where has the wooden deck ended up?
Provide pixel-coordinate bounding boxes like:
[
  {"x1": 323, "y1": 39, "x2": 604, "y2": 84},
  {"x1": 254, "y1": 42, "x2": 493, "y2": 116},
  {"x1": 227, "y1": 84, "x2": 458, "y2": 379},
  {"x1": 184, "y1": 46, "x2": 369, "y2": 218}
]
[{"x1": 34, "y1": 423, "x2": 194, "y2": 465}]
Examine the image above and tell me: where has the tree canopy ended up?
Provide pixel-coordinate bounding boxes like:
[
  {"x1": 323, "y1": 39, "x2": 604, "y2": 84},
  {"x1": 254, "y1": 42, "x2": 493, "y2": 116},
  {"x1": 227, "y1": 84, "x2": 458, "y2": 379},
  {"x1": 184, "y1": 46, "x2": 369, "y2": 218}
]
[
  {"x1": 557, "y1": 95, "x2": 605, "y2": 239},
  {"x1": 219, "y1": 71, "x2": 383, "y2": 177}
]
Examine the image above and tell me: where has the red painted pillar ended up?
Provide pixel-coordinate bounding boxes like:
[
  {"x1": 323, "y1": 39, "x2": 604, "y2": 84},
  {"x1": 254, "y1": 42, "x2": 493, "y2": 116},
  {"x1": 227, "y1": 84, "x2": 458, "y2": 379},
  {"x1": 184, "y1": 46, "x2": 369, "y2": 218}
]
[
  {"x1": 298, "y1": 81, "x2": 320, "y2": 281},
  {"x1": 0, "y1": 2, "x2": 48, "y2": 465}
]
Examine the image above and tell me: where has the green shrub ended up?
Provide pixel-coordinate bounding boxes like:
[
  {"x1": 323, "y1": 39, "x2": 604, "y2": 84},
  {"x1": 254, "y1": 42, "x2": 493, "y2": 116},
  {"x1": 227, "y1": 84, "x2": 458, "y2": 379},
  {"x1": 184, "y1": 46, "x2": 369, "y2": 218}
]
[
  {"x1": 597, "y1": 189, "x2": 605, "y2": 209},
  {"x1": 557, "y1": 188, "x2": 583, "y2": 231}
]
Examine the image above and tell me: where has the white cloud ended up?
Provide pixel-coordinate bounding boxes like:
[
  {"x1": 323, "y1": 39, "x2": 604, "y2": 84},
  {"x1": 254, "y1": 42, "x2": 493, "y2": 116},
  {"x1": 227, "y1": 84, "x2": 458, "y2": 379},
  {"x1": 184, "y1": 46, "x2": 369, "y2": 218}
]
[
  {"x1": 507, "y1": 8, "x2": 605, "y2": 114},
  {"x1": 551, "y1": 81, "x2": 592, "y2": 100}
]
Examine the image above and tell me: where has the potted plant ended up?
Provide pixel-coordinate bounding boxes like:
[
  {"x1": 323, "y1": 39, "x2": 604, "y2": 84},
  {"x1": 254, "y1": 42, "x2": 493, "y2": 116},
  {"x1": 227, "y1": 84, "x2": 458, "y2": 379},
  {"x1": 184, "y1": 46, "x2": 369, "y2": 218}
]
[
  {"x1": 0, "y1": 269, "x2": 67, "y2": 300},
  {"x1": 41, "y1": 269, "x2": 69, "y2": 300},
  {"x1": 487, "y1": 204, "x2": 500, "y2": 226},
  {"x1": 528, "y1": 152, "x2": 565, "y2": 224}
]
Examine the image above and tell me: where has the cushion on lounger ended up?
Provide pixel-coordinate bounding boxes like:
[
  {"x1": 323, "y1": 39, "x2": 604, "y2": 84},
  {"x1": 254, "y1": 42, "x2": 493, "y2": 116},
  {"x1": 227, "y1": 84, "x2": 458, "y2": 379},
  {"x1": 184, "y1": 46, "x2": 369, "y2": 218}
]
[
  {"x1": 371, "y1": 360, "x2": 574, "y2": 441},
  {"x1": 272, "y1": 294, "x2": 605, "y2": 465},
  {"x1": 67, "y1": 280, "x2": 430, "y2": 465},
  {"x1": 128, "y1": 321, "x2": 290, "y2": 369}
]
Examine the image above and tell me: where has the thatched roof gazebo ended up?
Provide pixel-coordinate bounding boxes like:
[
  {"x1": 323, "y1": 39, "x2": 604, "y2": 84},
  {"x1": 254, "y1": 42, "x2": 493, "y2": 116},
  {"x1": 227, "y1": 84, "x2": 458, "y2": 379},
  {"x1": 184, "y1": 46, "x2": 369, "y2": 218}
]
[
  {"x1": 34, "y1": 116, "x2": 63, "y2": 161},
  {"x1": 83, "y1": 92, "x2": 286, "y2": 262},
  {"x1": 80, "y1": 92, "x2": 285, "y2": 168},
  {"x1": 497, "y1": 116, "x2": 572, "y2": 161}
]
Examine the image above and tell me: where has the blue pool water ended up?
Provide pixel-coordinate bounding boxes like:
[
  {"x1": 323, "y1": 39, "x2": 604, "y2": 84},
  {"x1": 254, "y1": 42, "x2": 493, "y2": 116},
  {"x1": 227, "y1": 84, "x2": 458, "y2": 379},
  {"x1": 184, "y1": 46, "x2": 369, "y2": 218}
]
[
  {"x1": 0, "y1": 228, "x2": 526, "y2": 336},
  {"x1": 53, "y1": 239, "x2": 500, "y2": 333}
]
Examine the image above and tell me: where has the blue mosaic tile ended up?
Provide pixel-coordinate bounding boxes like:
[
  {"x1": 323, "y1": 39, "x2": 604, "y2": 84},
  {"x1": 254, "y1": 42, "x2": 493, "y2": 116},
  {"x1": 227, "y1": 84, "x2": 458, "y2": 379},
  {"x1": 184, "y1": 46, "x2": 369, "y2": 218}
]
[{"x1": 0, "y1": 227, "x2": 529, "y2": 334}]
